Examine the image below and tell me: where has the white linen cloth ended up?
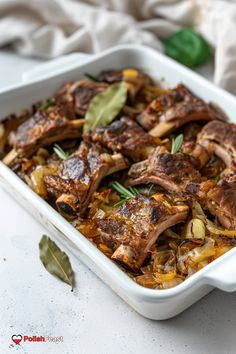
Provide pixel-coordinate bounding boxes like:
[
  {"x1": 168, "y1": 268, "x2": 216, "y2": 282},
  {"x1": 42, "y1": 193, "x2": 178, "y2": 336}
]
[{"x1": 0, "y1": 0, "x2": 236, "y2": 94}]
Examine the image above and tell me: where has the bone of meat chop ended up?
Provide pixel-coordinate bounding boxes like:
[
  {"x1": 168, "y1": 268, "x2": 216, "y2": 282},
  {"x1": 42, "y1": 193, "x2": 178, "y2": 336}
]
[
  {"x1": 44, "y1": 142, "x2": 128, "y2": 218},
  {"x1": 127, "y1": 146, "x2": 202, "y2": 194},
  {"x1": 96, "y1": 194, "x2": 188, "y2": 271},
  {"x1": 137, "y1": 84, "x2": 215, "y2": 137},
  {"x1": 90, "y1": 117, "x2": 157, "y2": 161},
  {"x1": 191, "y1": 141, "x2": 214, "y2": 169},
  {"x1": 4, "y1": 105, "x2": 84, "y2": 164}
]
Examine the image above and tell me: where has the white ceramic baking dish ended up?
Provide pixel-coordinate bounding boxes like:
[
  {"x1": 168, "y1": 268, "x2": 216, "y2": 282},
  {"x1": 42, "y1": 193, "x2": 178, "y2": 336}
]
[{"x1": 1, "y1": 45, "x2": 236, "y2": 320}]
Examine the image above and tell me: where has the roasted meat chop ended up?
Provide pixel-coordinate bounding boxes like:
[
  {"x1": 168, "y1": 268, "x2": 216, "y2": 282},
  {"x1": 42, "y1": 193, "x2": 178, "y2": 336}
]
[
  {"x1": 137, "y1": 84, "x2": 215, "y2": 137},
  {"x1": 44, "y1": 142, "x2": 128, "y2": 218},
  {"x1": 196, "y1": 120, "x2": 236, "y2": 170},
  {"x1": 58, "y1": 69, "x2": 150, "y2": 117},
  {"x1": 4, "y1": 104, "x2": 84, "y2": 164},
  {"x1": 98, "y1": 68, "x2": 151, "y2": 100},
  {"x1": 96, "y1": 194, "x2": 188, "y2": 271},
  {"x1": 198, "y1": 179, "x2": 236, "y2": 229},
  {"x1": 58, "y1": 80, "x2": 108, "y2": 117},
  {"x1": 90, "y1": 117, "x2": 157, "y2": 161},
  {"x1": 127, "y1": 146, "x2": 202, "y2": 194}
]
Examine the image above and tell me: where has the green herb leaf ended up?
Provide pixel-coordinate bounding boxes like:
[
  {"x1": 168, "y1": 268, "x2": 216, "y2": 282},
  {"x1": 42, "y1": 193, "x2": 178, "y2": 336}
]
[
  {"x1": 83, "y1": 82, "x2": 128, "y2": 133},
  {"x1": 163, "y1": 28, "x2": 212, "y2": 69},
  {"x1": 84, "y1": 73, "x2": 100, "y2": 82},
  {"x1": 40, "y1": 99, "x2": 54, "y2": 111},
  {"x1": 148, "y1": 184, "x2": 154, "y2": 196},
  {"x1": 113, "y1": 199, "x2": 128, "y2": 207},
  {"x1": 112, "y1": 181, "x2": 139, "y2": 206},
  {"x1": 215, "y1": 175, "x2": 221, "y2": 183},
  {"x1": 171, "y1": 134, "x2": 184, "y2": 154},
  {"x1": 129, "y1": 186, "x2": 139, "y2": 195},
  {"x1": 53, "y1": 144, "x2": 69, "y2": 160},
  {"x1": 39, "y1": 235, "x2": 74, "y2": 290}
]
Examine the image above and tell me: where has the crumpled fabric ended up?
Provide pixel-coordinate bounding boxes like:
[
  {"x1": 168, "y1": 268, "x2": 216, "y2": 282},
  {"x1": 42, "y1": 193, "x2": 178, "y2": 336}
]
[{"x1": 0, "y1": 0, "x2": 236, "y2": 94}]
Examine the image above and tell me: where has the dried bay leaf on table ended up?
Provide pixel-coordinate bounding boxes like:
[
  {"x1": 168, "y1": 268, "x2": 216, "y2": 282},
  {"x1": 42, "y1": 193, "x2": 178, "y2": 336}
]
[{"x1": 39, "y1": 235, "x2": 74, "y2": 290}]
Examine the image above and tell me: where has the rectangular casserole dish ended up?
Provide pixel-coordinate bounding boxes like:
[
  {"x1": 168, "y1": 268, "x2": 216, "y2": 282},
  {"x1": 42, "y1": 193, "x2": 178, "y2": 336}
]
[{"x1": 1, "y1": 44, "x2": 236, "y2": 320}]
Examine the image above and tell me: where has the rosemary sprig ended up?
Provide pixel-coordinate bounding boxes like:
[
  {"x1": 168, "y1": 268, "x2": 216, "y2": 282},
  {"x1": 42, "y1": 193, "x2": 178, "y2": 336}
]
[
  {"x1": 112, "y1": 181, "x2": 139, "y2": 206},
  {"x1": 148, "y1": 183, "x2": 154, "y2": 196},
  {"x1": 53, "y1": 144, "x2": 69, "y2": 160},
  {"x1": 128, "y1": 186, "x2": 139, "y2": 195},
  {"x1": 84, "y1": 73, "x2": 100, "y2": 82},
  {"x1": 40, "y1": 99, "x2": 54, "y2": 111},
  {"x1": 171, "y1": 134, "x2": 184, "y2": 154}
]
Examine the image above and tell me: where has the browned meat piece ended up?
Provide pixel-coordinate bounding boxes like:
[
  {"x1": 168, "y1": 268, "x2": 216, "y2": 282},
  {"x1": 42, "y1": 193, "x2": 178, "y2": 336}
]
[
  {"x1": 96, "y1": 194, "x2": 188, "y2": 271},
  {"x1": 58, "y1": 69, "x2": 150, "y2": 117},
  {"x1": 200, "y1": 155, "x2": 225, "y2": 179},
  {"x1": 90, "y1": 117, "x2": 158, "y2": 161},
  {"x1": 137, "y1": 84, "x2": 215, "y2": 137},
  {"x1": 179, "y1": 123, "x2": 217, "y2": 170},
  {"x1": 180, "y1": 124, "x2": 211, "y2": 169},
  {"x1": 0, "y1": 111, "x2": 31, "y2": 158},
  {"x1": 44, "y1": 142, "x2": 128, "y2": 218},
  {"x1": 191, "y1": 142, "x2": 214, "y2": 169},
  {"x1": 97, "y1": 70, "x2": 123, "y2": 83},
  {"x1": 4, "y1": 105, "x2": 84, "y2": 164},
  {"x1": 221, "y1": 170, "x2": 236, "y2": 184},
  {"x1": 58, "y1": 80, "x2": 108, "y2": 116},
  {"x1": 98, "y1": 68, "x2": 151, "y2": 100},
  {"x1": 196, "y1": 120, "x2": 236, "y2": 170},
  {"x1": 127, "y1": 146, "x2": 202, "y2": 194},
  {"x1": 198, "y1": 179, "x2": 236, "y2": 229}
]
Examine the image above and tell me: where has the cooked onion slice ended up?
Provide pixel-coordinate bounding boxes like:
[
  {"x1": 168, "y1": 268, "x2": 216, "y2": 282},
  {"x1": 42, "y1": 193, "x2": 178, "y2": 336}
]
[
  {"x1": 206, "y1": 220, "x2": 236, "y2": 237},
  {"x1": 185, "y1": 218, "x2": 205, "y2": 239}
]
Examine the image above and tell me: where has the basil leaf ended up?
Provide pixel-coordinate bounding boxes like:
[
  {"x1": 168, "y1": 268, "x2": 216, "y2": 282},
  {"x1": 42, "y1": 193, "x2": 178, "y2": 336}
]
[
  {"x1": 171, "y1": 134, "x2": 183, "y2": 154},
  {"x1": 39, "y1": 235, "x2": 74, "y2": 290},
  {"x1": 163, "y1": 28, "x2": 212, "y2": 69},
  {"x1": 83, "y1": 82, "x2": 128, "y2": 133}
]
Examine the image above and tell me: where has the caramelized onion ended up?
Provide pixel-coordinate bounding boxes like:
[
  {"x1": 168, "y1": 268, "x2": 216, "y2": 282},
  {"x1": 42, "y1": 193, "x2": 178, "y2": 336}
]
[
  {"x1": 206, "y1": 220, "x2": 236, "y2": 237},
  {"x1": 185, "y1": 218, "x2": 205, "y2": 239}
]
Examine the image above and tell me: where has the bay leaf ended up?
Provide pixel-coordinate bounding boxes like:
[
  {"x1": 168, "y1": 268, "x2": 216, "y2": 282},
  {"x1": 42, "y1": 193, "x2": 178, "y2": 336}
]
[
  {"x1": 39, "y1": 235, "x2": 74, "y2": 290},
  {"x1": 83, "y1": 82, "x2": 127, "y2": 133}
]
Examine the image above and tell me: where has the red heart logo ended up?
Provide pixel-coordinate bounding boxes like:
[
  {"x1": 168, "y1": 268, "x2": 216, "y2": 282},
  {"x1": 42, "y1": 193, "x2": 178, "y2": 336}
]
[{"x1": 12, "y1": 334, "x2": 22, "y2": 345}]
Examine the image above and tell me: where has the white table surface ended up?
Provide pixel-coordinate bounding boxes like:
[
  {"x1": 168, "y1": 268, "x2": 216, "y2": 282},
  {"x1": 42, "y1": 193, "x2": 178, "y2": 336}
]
[{"x1": 0, "y1": 49, "x2": 235, "y2": 354}]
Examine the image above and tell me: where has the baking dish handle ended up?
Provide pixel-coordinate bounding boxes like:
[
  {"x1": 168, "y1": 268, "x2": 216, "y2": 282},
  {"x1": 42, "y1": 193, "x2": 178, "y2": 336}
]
[
  {"x1": 204, "y1": 251, "x2": 236, "y2": 292},
  {"x1": 22, "y1": 53, "x2": 91, "y2": 82}
]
